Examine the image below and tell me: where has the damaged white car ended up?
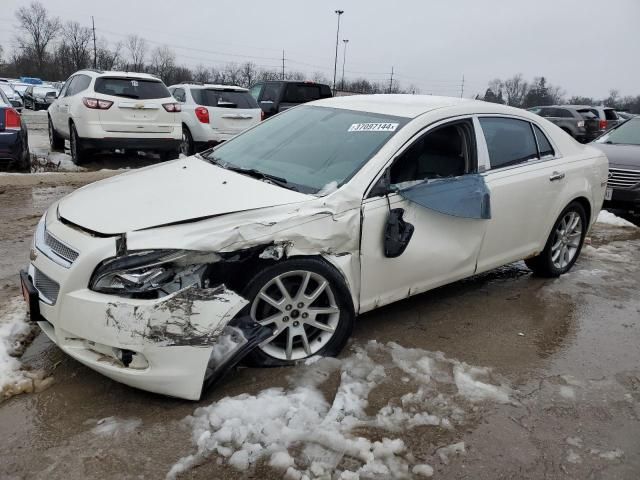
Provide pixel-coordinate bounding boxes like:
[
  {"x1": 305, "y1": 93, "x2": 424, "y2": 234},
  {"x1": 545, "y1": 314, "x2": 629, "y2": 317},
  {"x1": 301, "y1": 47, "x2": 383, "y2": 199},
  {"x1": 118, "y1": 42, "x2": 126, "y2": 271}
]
[{"x1": 21, "y1": 95, "x2": 608, "y2": 399}]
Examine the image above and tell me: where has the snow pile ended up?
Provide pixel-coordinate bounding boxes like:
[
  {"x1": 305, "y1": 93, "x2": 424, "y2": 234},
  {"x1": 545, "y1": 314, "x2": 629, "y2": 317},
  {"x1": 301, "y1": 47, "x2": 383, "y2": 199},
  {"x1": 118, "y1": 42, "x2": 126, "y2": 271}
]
[
  {"x1": 169, "y1": 341, "x2": 512, "y2": 479},
  {"x1": 0, "y1": 297, "x2": 52, "y2": 401},
  {"x1": 91, "y1": 416, "x2": 142, "y2": 436},
  {"x1": 596, "y1": 210, "x2": 637, "y2": 228}
]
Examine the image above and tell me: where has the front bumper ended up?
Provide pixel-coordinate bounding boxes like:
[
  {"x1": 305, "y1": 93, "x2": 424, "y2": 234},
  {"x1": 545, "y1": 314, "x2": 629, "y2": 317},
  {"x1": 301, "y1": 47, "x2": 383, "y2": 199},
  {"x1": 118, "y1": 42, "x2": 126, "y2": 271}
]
[
  {"x1": 604, "y1": 187, "x2": 640, "y2": 212},
  {"x1": 22, "y1": 214, "x2": 269, "y2": 399}
]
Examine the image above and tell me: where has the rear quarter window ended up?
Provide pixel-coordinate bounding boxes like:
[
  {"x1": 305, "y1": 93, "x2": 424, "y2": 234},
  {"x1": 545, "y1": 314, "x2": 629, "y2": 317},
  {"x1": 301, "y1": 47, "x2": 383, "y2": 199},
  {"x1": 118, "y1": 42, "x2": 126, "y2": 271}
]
[
  {"x1": 94, "y1": 78, "x2": 171, "y2": 100},
  {"x1": 604, "y1": 109, "x2": 618, "y2": 120}
]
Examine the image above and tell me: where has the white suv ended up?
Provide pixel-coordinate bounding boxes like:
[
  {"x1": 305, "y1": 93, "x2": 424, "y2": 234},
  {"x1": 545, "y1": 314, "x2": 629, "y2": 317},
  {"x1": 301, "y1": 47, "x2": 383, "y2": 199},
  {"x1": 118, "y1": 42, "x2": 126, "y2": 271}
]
[
  {"x1": 168, "y1": 83, "x2": 262, "y2": 155},
  {"x1": 48, "y1": 70, "x2": 182, "y2": 164}
]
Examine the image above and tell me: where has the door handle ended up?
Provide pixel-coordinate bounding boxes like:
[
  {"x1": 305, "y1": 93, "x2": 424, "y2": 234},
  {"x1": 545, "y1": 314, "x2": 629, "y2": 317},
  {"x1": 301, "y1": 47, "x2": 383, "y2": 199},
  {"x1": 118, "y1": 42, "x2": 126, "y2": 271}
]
[{"x1": 549, "y1": 171, "x2": 565, "y2": 181}]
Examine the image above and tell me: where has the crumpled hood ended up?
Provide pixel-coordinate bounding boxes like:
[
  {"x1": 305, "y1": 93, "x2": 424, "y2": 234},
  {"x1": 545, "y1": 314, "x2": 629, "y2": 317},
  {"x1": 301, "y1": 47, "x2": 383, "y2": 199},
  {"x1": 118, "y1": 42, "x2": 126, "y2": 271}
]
[
  {"x1": 57, "y1": 158, "x2": 311, "y2": 235},
  {"x1": 591, "y1": 143, "x2": 640, "y2": 169}
]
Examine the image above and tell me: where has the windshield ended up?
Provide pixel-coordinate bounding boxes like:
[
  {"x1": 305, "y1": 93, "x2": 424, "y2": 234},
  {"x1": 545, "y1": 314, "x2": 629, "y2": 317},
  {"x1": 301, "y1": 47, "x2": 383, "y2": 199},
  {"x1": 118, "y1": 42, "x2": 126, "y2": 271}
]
[
  {"x1": 94, "y1": 77, "x2": 170, "y2": 99},
  {"x1": 191, "y1": 89, "x2": 258, "y2": 109},
  {"x1": 205, "y1": 105, "x2": 408, "y2": 193},
  {"x1": 596, "y1": 118, "x2": 640, "y2": 146}
]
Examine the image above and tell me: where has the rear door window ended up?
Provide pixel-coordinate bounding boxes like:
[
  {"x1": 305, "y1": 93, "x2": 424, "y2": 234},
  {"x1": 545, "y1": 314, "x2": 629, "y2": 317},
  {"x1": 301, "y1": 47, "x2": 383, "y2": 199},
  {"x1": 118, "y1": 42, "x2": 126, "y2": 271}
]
[
  {"x1": 94, "y1": 78, "x2": 171, "y2": 100},
  {"x1": 191, "y1": 89, "x2": 259, "y2": 109},
  {"x1": 480, "y1": 117, "x2": 539, "y2": 169},
  {"x1": 283, "y1": 84, "x2": 322, "y2": 103}
]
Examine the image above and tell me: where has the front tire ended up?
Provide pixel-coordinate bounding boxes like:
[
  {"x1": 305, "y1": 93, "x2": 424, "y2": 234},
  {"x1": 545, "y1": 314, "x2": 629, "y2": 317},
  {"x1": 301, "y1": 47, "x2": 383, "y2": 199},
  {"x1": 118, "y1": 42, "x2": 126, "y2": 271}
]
[
  {"x1": 243, "y1": 258, "x2": 355, "y2": 366},
  {"x1": 525, "y1": 201, "x2": 587, "y2": 277}
]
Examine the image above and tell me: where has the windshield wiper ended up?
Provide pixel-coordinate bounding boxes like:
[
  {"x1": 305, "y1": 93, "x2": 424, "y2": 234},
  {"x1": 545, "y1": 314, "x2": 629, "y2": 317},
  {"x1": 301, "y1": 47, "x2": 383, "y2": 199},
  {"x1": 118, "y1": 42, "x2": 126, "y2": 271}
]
[{"x1": 208, "y1": 157, "x2": 297, "y2": 191}]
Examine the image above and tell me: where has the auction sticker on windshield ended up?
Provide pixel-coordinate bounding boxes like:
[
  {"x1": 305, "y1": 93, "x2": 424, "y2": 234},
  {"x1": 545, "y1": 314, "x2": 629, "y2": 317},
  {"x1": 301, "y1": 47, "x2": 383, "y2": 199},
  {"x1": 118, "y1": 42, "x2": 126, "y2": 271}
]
[{"x1": 348, "y1": 123, "x2": 399, "y2": 132}]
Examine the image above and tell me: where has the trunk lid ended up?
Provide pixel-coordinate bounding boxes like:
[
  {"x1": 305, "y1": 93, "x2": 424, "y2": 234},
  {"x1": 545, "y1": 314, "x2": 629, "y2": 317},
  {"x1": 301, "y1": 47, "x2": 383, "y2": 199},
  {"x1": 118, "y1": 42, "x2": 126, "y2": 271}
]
[
  {"x1": 192, "y1": 88, "x2": 261, "y2": 134},
  {"x1": 94, "y1": 77, "x2": 178, "y2": 134}
]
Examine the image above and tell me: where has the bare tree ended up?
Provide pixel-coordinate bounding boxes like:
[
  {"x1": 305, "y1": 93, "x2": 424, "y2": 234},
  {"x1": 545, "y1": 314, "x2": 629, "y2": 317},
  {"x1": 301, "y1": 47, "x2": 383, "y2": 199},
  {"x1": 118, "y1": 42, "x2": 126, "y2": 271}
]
[
  {"x1": 192, "y1": 64, "x2": 210, "y2": 83},
  {"x1": 503, "y1": 74, "x2": 529, "y2": 107},
  {"x1": 96, "y1": 39, "x2": 122, "y2": 71},
  {"x1": 238, "y1": 62, "x2": 257, "y2": 88},
  {"x1": 15, "y1": 1, "x2": 61, "y2": 72},
  {"x1": 126, "y1": 34, "x2": 147, "y2": 72},
  {"x1": 149, "y1": 45, "x2": 176, "y2": 81},
  {"x1": 61, "y1": 21, "x2": 92, "y2": 71}
]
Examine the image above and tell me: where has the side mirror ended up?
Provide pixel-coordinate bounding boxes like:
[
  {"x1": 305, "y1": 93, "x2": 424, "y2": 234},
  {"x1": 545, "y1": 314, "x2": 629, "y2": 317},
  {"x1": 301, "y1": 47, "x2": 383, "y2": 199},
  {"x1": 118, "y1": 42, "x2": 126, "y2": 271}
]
[{"x1": 384, "y1": 208, "x2": 414, "y2": 258}]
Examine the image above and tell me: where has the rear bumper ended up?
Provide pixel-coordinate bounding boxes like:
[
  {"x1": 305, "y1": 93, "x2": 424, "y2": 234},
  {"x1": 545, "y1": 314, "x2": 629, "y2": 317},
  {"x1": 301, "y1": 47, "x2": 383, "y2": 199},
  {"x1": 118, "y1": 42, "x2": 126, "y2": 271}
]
[
  {"x1": 0, "y1": 130, "x2": 27, "y2": 168},
  {"x1": 81, "y1": 137, "x2": 181, "y2": 151},
  {"x1": 604, "y1": 187, "x2": 640, "y2": 212}
]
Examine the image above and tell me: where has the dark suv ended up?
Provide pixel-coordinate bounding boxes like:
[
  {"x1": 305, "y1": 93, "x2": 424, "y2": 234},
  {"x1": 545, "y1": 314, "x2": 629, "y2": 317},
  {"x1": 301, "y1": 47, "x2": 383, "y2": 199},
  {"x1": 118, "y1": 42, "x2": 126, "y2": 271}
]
[
  {"x1": 249, "y1": 81, "x2": 332, "y2": 118},
  {"x1": 528, "y1": 105, "x2": 600, "y2": 142}
]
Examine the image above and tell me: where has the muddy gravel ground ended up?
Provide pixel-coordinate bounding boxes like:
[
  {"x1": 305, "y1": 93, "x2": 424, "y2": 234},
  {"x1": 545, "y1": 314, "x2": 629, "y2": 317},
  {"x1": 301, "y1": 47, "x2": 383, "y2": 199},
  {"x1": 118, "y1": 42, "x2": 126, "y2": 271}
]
[{"x1": 0, "y1": 114, "x2": 639, "y2": 479}]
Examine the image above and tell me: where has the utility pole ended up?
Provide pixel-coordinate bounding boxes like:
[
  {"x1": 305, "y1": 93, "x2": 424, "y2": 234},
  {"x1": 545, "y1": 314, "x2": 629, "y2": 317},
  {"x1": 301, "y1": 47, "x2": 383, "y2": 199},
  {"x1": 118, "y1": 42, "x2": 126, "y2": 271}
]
[
  {"x1": 282, "y1": 50, "x2": 285, "y2": 80},
  {"x1": 341, "y1": 39, "x2": 349, "y2": 91},
  {"x1": 332, "y1": 10, "x2": 344, "y2": 94},
  {"x1": 91, "y1": 16, "x2": 97, "y2": 69},
  {"x1": 388, "y1": 66, "x2": 394, "y2": 94},
  {"x1": 460, "y1": 74, "x2": 465, "y2": 98}
]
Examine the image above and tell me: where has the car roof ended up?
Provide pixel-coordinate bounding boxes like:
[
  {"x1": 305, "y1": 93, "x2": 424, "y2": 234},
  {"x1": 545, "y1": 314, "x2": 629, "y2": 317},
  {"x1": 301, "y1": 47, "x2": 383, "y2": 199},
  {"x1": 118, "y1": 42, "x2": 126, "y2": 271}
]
[
  {"x1": 311, "y1": 94, "x2": 487, "y2": 118},
  {"x1": 174, "y1": 83, "x2": 248, "y2": 92},
  {"x1": 76, "y1": 69, "x2": 162, "y2": 81}
]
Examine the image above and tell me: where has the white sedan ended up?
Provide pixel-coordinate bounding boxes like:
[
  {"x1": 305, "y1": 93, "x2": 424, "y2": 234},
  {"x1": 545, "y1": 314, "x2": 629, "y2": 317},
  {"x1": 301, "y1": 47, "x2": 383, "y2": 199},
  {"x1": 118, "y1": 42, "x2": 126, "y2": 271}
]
[{"x1": 21, "y1": 95, "x2": 608, "y2": 399}]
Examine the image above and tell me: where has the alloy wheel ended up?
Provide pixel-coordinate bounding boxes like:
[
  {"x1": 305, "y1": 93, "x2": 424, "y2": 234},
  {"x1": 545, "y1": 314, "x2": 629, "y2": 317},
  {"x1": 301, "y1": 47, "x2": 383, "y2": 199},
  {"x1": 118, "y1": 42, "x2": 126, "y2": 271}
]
[
  {"x1": 551, "y1": 211, "x2": 583, "y2": 269},
  {"x1": 250, "y1": 270, "x2": 341, "y2": 361}
]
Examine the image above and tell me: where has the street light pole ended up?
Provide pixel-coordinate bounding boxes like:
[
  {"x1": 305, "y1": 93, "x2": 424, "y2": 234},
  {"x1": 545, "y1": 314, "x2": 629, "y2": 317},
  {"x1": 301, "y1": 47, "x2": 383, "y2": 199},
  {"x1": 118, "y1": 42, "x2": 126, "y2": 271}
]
[
  {"x1": 341, "y1": 39, "x2": 349, "y2": 91},
  {"x1": 332, "y1": 9, "x2": 344, "y2": 94}
]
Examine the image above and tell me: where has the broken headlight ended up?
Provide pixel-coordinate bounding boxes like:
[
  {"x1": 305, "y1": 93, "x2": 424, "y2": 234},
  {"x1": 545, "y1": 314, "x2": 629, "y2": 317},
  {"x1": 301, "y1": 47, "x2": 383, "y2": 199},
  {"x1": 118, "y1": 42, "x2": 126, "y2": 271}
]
[{"x1": 90, "y1": 250, "x2": 220, "y2": 298}]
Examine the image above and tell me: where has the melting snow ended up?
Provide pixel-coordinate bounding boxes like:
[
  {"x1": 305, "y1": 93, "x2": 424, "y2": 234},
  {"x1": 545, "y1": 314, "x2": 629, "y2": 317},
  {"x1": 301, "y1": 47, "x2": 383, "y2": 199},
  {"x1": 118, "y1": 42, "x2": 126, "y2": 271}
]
[
  {"x1": 0, "y1": 297, "x2": 51, "y2": 401},
  {"x1": 169, "y1": 341, "x2": 512, "y2": 479},
  {"x1": 596, "y1": 210, "x2": 637, "y2": 228},
  {"x1": 91, "y1": 416, "x2": 142, "y2": 436}
]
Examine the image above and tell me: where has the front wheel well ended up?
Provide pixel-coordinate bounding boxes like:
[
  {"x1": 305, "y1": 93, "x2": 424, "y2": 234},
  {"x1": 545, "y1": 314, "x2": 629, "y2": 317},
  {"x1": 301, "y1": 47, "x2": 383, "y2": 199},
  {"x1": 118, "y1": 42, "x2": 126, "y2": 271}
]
[{"x1": 571, "y1": 196, "x2": 592, "y2": 224}]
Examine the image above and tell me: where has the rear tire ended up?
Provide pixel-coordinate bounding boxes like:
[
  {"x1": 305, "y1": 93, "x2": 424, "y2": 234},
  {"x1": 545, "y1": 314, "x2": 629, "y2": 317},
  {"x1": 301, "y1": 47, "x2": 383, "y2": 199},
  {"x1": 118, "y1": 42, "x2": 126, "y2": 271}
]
[
  {"x1": 525, "y1": 201, "x2": 587, "y2": 277},
  {"x1": 180, "y1": 126, "x2": 194, "y2": 156},
  {"x1": 48, "y1": 117, "x2": 64, "y2": 151},
  {"x1": 69, "y1": 123, "x2": 90, "y2": 165},
  {"x1": 242, "y1": 258, "x2": 355, "y2": 367}
]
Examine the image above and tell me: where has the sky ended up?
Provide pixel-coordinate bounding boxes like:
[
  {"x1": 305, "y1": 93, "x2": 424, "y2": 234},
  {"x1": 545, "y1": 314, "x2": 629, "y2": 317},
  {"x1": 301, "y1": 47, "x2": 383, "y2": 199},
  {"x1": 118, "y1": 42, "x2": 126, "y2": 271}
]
[{"x1": 1, "y1": 0, "x2": 638, "y2": 99}]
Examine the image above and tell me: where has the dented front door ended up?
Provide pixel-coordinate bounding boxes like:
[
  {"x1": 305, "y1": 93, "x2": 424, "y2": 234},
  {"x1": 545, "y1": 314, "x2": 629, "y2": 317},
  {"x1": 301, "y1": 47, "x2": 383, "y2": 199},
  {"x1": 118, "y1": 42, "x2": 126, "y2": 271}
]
[{"x1": 359, "y1": 193, "x2": 487, "y2": 313}]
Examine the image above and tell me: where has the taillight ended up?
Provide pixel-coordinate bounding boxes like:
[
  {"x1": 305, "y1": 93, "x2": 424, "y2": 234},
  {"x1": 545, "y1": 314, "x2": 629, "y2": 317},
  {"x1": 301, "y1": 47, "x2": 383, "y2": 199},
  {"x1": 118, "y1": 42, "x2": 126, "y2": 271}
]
[
  {"x1": 599, "y1": 119, "x2": 607, "y2": 130},
  {"x1": 5, "y1": 108, "x2": 21, "y2": 129},
  {"x1": 195, "y1": 106, "x2": 209, "y2": 123},
  {"x1": 163, "y1": 103, "x2": 181, "y2": 112},
  {"x1": 82, "y1": 97, "x2": 113, "y2": 110},
  {"x1": 260, "y1": 110, "x2": 265, "y2": 121}
]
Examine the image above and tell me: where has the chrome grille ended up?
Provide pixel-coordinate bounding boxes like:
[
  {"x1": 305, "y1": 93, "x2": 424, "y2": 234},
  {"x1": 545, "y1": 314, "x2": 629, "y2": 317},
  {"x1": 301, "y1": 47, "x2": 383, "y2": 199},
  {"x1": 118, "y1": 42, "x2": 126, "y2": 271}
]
[
  {"x1": 608, "y1": 168, "x2": 640, "y2": 190},
  {"x1": 34, "y1": 268, "x2": 60, "y2": 305},
  {"x1": 44, "y1": 231, "x2": 79, "y2": 263}
]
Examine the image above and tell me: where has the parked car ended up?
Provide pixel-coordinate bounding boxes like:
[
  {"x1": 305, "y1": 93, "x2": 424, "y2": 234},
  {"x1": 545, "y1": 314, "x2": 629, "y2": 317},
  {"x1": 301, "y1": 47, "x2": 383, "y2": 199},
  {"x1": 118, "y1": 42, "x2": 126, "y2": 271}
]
[
  {"x1": 563, "y1": 104, "x2": 620, "y2": 134},
  {"x1": 48, "y1": 69, "x2": 182, "y2": 164},
  {"x1": 0, "y1": 82, "x2": 24, "y2": 112},
  {"x1": 21, "y1": 95, "x2": 607, "y2": 399},
  {"x1": 23, "y1": 85, "x2": 58, "y2": 110},
  {"x1": 10, "y1": 82, "x2": 31, "y2": 99},
  {"x1": 0, "y1": 88, "x2": 29, "y2": 171},
  {"x1": 168, "y1": 83, "x2": 262, "y2": 155},
  {"x1": 249, "y1": 80, "x2": 332, "y2": 118},
  {"x1": 528, "y1": 105, "x2": 600, "y2": 142},
  {"x1": 616, "y1": 111, "x2": 636, "y2": 121},
  {"x1": 592, "y1": 117, "x2": 640, "y2": 214}
]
